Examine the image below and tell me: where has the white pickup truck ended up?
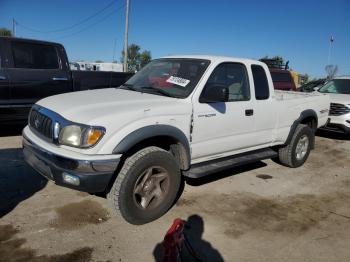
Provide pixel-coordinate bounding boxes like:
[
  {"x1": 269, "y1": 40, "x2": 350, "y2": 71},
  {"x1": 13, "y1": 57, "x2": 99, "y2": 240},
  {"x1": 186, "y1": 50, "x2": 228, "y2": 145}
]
[{"x1": 23, "y1": 55, "x2": 330, "y2": 224}]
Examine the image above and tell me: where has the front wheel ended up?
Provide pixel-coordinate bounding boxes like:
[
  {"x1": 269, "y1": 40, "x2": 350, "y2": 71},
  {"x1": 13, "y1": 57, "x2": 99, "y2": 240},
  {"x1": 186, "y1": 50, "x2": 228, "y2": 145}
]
[
  {"x1": 277, "y1": 124, "x2": 313, "y2": 168},
  {"x1": 107, "y1": 146, "x2": 181, "y2": 225}
]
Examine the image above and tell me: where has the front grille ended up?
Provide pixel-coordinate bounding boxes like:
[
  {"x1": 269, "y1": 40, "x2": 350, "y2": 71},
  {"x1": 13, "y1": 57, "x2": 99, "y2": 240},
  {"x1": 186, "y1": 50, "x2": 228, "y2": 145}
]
[
  {"x1": 329, "y1": 103, "x2": 350, "y2": 116},
  {"x1": 29, "y1": 109, "x2": 53, "y2": 139}
]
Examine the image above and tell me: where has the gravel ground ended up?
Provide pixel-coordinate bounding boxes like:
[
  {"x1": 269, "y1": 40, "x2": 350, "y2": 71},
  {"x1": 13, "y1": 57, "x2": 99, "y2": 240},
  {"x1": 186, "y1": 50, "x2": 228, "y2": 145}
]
[{"x1": 0, "y1": 125, "x2": 349, "y2": 262}]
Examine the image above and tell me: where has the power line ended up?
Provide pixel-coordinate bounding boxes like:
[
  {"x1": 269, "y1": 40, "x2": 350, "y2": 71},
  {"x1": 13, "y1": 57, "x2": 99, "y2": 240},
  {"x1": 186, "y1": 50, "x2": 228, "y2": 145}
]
[
  {"x1": 54, "y1": 9, "x2": 116, "y2": 39},
  {"x1": 16, "y1": 0, "x2": 116, "y2": 33},
  {"x1": 53, "y1": 3, "x2": 125, "y2": 40}
]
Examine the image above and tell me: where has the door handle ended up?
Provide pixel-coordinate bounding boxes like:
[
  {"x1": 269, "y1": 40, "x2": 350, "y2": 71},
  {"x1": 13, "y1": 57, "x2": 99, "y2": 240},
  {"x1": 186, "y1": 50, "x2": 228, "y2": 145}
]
[
  {"x1": 52, "y1": 77, "x2": 68, "y2": 81},
  {"x1": 245, "y1": 109, "x2": 254, "y2": 116},
  {"x1": 0, "y1": 75, "x2": 6, "y2": 80}
]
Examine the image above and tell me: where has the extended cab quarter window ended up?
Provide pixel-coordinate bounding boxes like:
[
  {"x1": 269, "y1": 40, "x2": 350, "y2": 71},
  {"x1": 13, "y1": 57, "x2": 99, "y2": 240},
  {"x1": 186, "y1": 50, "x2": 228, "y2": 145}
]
[
  {"x1": 204, "y1": 63, "x2": 250, "y2": 102},
  {"x1": 251, "y1": 65, "x2": 270, "y2": 100},
  {"x1": 11, "y1": 42, "x2": 59, "y2": 69}
]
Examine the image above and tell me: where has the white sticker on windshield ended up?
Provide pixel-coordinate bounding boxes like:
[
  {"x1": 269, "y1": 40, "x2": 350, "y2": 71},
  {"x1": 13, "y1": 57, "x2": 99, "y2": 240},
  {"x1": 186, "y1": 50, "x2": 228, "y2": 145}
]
[{"x1": 166, "y1": 76, "x2": 190, "y2": 87}]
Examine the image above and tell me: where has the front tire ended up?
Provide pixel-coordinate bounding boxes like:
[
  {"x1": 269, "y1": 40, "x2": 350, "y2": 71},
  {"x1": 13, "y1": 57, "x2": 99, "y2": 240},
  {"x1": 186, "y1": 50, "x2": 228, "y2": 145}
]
[
  {"x1": 107, "y1": 146, "x2": 181, "y2": 225},
  {"x1": 278, "y1": 124, "x2": 313, "y2": 168}
]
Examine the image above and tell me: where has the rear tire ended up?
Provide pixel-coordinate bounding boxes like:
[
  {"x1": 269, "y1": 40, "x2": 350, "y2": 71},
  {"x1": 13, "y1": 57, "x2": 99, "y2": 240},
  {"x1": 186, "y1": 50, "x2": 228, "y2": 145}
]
[
  {"x1": 278, "y1": 124, "x2": 313, "y2": 168},
  {"x1": 107, "y1": 146, "x2": 181, "y2": 225}
]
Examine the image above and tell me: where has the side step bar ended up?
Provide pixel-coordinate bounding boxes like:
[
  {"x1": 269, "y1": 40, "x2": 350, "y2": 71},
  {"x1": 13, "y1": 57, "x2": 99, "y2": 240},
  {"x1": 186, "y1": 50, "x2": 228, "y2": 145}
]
[{"x1": 184, "y1": 148, "x2": 278, "y2": 178}]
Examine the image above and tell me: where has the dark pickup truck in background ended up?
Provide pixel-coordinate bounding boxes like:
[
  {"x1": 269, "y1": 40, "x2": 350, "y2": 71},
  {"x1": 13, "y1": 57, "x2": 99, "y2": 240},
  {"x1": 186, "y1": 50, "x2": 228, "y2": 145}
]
[{"x1": 0, "y1": 37, "x2": 132, "y2": 123}]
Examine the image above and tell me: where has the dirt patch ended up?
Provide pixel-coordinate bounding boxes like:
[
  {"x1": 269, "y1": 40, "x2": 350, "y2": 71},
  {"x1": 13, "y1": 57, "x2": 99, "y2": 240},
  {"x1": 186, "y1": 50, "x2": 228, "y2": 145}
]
[
  {"x1": 50, "y1": 200, "x2": 110, "y2": 230},
  {"x1": 38, "y1": 248, "x2": 93, "y2": 262},
  {"x1": 0, "y1": 224, "x2": 18, "y2": 242},
  {"x1": 256, "y1": 174, "x2": 273, "y2": 180},
  {"x1": 177, "y1": 191, "x2": 349, "y2": 238},
  {"x1": 224, "y1": 194, "x2": 330, "y2": 237},
  {"x1": 342, "y1": 180, "x2": 350, "y2": 187},
  {"x1": 32, "y1": 207, "x2": 52, "y2": 216},
  {"x1": 76, "y1": 192, "x2": 90, "y2": 197},
  {"x1": 176, "y1": 198, "x2": 197, "y2": 207},
  {"x1": 0, "y1": 224, "x2": 93, "y2": 262},
  {"x1": 310, "y1": 140, "x2": 348, "y2": 170}
]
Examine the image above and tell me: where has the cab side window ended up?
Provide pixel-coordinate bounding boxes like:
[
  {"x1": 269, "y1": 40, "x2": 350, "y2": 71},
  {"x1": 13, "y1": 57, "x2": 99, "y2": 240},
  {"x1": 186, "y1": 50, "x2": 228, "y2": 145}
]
[
  {"x1": 251, "y1": 65, "x2": 270, "y2": 100},
  {"x1": 11, "y1": 42, "x2": 59, "y2": 69},
  {"x1": 204, "y1": 63, "x2": 250, "y2": 102}
]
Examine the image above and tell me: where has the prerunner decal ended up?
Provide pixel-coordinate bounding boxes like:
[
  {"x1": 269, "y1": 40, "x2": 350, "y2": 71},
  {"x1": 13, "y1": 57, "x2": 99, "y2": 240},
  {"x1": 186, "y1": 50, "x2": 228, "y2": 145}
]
[{"x1": 166, "y1": 76, "x2": 190, "y2": 87}]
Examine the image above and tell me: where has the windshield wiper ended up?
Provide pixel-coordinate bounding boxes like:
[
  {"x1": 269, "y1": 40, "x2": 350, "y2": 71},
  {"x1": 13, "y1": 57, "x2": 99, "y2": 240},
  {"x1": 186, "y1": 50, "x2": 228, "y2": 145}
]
[{"x1": 139, "y1": 86, "x2": 181, "y2": 98}]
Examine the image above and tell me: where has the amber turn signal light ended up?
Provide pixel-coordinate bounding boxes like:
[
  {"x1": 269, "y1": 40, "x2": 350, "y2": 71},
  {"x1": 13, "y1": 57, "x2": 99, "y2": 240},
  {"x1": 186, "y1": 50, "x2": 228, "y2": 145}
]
[{"x1": 87, "y1": 129, "x2": 104, "y2": 146}]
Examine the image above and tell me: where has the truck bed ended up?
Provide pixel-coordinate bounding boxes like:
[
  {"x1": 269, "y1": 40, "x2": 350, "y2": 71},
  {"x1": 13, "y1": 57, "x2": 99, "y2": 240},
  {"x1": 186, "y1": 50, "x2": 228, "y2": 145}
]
[
  {"x1": 274, "y1": 90, "x2": 326, "y2": 101},
  {"x1": 273, "y1": 90, "x2": 330, "y2": 144},
  {"x1": 71, "y1": 71, "x2": 133, "y2": 91}
]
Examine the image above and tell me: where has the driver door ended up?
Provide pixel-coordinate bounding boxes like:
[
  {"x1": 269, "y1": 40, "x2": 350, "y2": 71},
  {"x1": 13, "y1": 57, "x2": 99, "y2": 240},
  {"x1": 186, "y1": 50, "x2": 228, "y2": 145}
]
[{"x1": 191, "y1": 62, "x2": 256, "y2": 161}]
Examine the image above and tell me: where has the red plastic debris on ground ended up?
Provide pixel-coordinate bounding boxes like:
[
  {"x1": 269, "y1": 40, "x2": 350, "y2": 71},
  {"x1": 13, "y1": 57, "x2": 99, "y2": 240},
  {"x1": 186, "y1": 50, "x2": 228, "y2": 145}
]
[{"x1": 161, "y1": 218, "x2": 185, "y2": 262}]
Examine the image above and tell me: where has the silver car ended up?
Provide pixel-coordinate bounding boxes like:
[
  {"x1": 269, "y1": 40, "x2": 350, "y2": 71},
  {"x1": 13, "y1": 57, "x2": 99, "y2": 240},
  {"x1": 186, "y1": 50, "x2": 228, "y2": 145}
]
[{"x1": 319, "y1": 76, "x2": 350, "y2": 135}]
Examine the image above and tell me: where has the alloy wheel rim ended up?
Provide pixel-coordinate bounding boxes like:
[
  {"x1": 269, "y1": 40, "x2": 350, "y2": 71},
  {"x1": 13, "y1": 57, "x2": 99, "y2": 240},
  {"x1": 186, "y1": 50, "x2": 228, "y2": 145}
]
[
  {"x1": 295, "y1": 135, "x2": 309, "y2": 161},
  {"x1": 133, "y1": 166, "x2": 170, "y2": 210}
]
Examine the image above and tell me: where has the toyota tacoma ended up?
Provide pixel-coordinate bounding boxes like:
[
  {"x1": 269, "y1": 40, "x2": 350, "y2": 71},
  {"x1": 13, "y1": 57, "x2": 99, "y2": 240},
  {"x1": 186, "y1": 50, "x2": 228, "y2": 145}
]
[{"x1": 23, "y1": 55, "x2": 330, "y2": 224}]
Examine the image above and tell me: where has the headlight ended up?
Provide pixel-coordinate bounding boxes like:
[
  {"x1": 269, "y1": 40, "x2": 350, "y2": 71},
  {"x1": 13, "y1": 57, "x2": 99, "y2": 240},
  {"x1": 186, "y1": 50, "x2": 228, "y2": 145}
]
[{"x1": 58, "y1": 124, "x2": 105, "y2": 148}]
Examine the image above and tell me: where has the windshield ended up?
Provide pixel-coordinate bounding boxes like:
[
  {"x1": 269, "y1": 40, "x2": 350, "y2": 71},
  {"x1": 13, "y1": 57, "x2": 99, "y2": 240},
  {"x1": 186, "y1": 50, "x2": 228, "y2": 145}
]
[
  {"x1": 319, "y1": 79, "x2": 350, "y2": 94},
  {"x1": 301, "y1": 79, "x2": 326, "y2": 92},
  {"x1": 120, "y1": 58, "x2": 210, "y2": 98}
]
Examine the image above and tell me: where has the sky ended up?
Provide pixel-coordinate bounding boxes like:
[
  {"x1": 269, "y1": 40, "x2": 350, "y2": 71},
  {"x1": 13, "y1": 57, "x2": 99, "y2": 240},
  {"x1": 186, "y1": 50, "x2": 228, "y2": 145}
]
[{"x1": 0, "y1": 0, "x2": 349, "y2": 78}]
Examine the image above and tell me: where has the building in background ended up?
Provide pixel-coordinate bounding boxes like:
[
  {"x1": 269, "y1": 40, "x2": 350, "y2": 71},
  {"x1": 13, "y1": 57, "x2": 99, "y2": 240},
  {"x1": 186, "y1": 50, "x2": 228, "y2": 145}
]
[{"x1": 70, "y1": 62, "x2": 123, "y2": 72}]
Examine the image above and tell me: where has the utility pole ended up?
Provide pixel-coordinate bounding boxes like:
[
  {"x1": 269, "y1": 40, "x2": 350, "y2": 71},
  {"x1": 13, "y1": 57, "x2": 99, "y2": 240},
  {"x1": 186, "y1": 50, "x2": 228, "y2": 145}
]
[
  {"x1": 12, "y1": 18, "x2": 16, "y2": 37},
  {"x1": 123, "y1": 0, "x2": 130, "y2": 72},
  {"x1": 327, "y1": 35, "x2": 334, "y2": 65}
]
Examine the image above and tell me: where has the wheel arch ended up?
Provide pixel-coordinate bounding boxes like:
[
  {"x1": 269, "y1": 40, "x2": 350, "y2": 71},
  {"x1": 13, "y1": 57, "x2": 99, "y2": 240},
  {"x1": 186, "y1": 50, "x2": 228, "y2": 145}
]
[
  {"x1": 112, "y1": 125, "x2": 191, "y2": 170},
  {"x1": 285, "y1": 109, "x2": 317, "y2": 148}
]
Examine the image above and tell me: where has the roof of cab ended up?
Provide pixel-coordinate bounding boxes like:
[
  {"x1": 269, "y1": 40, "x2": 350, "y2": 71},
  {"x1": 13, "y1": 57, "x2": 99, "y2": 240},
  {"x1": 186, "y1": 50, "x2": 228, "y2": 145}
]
[
  {"x1": 0, "y1": 36, "x2": 63, "y2": 47},
  {"x1": 161, "y1": 55, "x2": 266, "y2": 66}
]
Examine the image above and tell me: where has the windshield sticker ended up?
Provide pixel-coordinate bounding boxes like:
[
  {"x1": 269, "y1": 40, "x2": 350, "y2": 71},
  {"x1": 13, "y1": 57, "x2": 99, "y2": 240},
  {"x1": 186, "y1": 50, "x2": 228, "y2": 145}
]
[{"x1": 166, "y1": 76, "x2": 190, "y2": 87}]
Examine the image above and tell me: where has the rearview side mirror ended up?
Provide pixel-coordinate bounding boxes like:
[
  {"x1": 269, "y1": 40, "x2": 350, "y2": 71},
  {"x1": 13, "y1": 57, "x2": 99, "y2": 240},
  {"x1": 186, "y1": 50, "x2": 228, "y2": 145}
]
[{"x1": 199, "y1": 85, "x2": 229, "y2": 103}]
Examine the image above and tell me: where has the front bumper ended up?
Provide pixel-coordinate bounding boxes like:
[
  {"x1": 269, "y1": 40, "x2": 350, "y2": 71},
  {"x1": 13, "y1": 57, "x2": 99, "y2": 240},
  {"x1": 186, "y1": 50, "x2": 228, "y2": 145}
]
[
  {"x1": 320, "y1": 115, "x2": 350, "y2": 135},
  {"x1": 23, "y1": 135, "x2": 120, "y2": 192},
  {"x1": 320, "y1": 123, "x2": 350, "y2": 135}
]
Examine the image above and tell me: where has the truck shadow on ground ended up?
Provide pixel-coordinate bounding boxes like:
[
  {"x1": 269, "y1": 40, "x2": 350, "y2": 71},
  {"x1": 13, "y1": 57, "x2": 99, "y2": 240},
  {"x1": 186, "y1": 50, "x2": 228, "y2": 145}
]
[
  {"x1": 316, "y1": 129, "x2": 349, "y2": 141},
  {"x1": 0, "y1": 123, "x2": 26, "y2": 137},
  {"x1": 185, "y1": 161, "x2": 267, "y2": 186},
  {"x1": 0, "y1": 148, "x2": 47, "y2": 217},
  {"x1": 153, "y1": 214, "x2": 224, "y2": 262}
]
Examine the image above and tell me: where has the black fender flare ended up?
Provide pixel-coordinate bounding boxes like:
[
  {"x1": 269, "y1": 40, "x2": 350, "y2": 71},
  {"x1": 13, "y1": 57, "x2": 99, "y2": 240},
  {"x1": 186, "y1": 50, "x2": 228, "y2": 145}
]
[
  {"x1": 112, "y1": 125, "x2": 191, "y2": 169},
  {"x1": 285, "y1": 109, "x2": 317, "y2": 148}
]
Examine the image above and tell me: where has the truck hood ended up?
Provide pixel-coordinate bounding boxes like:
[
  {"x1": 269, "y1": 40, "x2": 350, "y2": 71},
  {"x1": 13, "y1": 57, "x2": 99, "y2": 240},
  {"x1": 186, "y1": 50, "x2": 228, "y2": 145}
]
[
  {"x1": 37, "y1": 88, "x2": 189, "y2": 125},
  {"x1": 326, "y1": 93, "x2": 350, "y2": 105}
]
